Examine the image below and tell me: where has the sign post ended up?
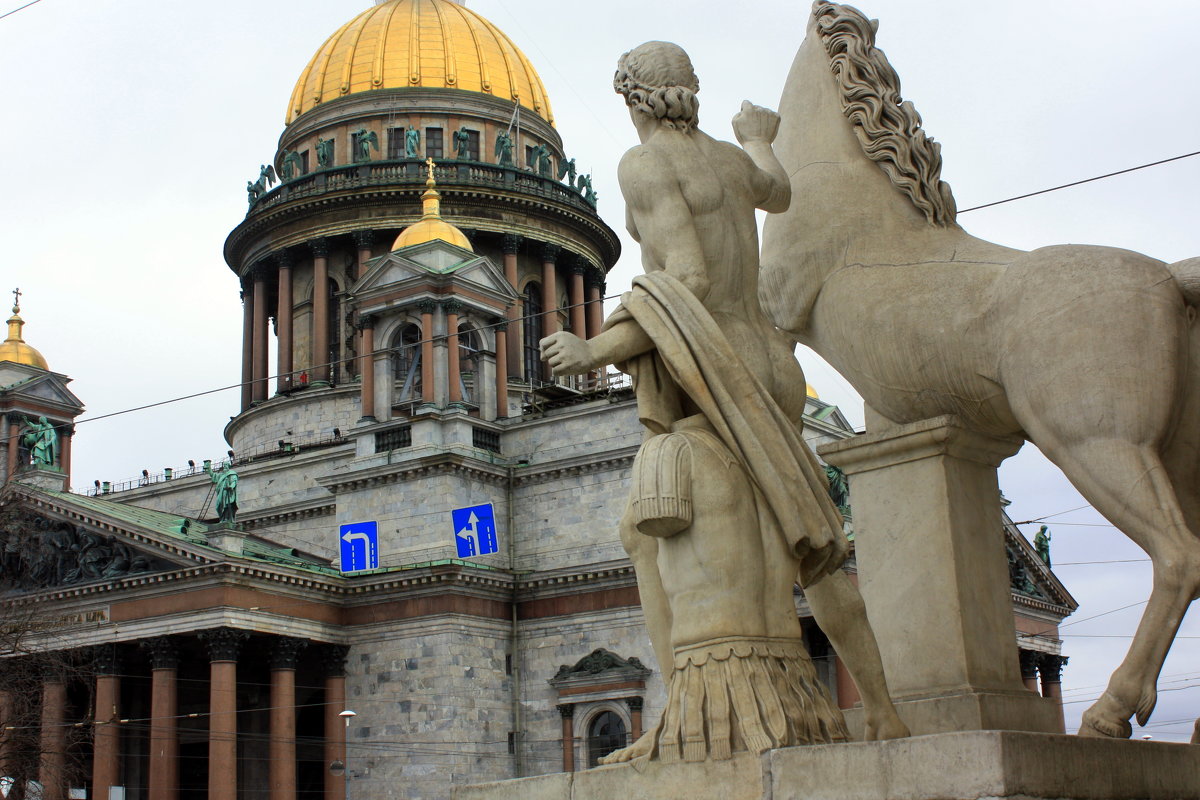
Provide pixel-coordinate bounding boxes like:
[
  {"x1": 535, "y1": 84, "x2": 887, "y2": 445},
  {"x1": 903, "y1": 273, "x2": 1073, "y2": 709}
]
[
  {"x1": 451, "y1": 503, "x2": 499, "y2": 558},
  {"x1": 339, "y1": 521, "x2": 379, "y2": 572}
]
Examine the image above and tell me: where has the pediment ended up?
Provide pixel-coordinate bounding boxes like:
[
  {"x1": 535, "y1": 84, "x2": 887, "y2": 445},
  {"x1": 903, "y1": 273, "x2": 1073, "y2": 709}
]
[
  {"x1": 1005, "y1": 522, "x2": 1076, "y2": 611},
  {"x1": 353, "y1": 243, "x2": 518, "y2": 308},
  {"x1": 0, "y1": 368, "x2": 83, "y2": 415},
  {"x1": 0, "y1": 486, "x2": 221, "y2": 594}
]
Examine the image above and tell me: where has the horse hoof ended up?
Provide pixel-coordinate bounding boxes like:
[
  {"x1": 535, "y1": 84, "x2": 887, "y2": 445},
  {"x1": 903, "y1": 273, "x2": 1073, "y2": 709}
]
[{"x1": 1079, "y1": 708, "x2": 1132, "y2": 739}]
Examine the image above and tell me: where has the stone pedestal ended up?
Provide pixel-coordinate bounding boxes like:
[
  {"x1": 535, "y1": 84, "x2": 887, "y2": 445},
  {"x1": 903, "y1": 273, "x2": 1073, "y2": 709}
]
[
  {"x1": 14, "y1": 466, "x2": 66, "y2": 492},
  {"x1": 452, "y1": 732, "x2": 1200, "y2": 800},
  {"x1": 817, "y1": 415, "x2": 1060, "y2": 735}
]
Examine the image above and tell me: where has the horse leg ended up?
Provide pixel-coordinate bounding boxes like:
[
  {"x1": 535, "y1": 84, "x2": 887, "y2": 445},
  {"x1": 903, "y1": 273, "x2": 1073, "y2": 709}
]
[{"x1": 1015, "y1": 430, "x2": 1200, "y2": 737}]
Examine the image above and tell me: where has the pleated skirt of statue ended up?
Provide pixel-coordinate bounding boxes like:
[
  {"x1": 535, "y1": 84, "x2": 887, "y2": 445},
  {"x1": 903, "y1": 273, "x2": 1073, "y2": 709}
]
[{"x1": 649, "y1": 636, "x2": 849, "y2": 762}]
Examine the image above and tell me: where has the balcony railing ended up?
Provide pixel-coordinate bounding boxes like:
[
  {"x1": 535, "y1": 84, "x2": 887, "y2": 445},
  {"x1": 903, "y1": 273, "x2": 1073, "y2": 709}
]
[{"x1": 248, "y1": 159, "x2": 598, "y2": 217}]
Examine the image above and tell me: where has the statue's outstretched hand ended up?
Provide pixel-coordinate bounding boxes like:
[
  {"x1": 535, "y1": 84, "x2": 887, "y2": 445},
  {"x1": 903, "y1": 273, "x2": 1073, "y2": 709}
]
[
  {"x1": 541, "y1": 332, "x2": 594, "y2": 376},
  {"x1": 732, "y1": 100, "x2": 780, "y2": 145}
]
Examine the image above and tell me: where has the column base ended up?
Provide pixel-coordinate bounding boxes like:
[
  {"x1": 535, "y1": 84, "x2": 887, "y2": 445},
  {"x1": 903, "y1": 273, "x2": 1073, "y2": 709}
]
[{"x1": 453, "y1": 732, "x2": 1199, "y2": 800}]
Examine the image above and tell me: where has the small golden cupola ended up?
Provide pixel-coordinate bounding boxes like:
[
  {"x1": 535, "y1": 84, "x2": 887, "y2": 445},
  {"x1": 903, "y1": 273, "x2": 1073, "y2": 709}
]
[
  {"x1": 392, "y1": 159, "x2": 474, "y2": 252},
  {"x1": 0, "y1": 289, "x2": 49, "y2": 370}
]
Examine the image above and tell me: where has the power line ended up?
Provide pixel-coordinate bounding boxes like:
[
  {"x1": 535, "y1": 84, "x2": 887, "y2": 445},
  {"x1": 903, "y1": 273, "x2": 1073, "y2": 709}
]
[
  {"x1": 958, "y1": 150, "x2": 1200, "y2": 214},
  {"x1": 0, "y1": 0, "x2": 42, "y2": 22}
]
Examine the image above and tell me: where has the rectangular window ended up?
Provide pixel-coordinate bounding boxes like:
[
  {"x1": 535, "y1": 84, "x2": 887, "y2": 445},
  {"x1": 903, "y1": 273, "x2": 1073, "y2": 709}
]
[
  {"x1": 525, "y1": 145, "x2": 535, "y2": 169},
  {"x1": 375, "y1": 425, "x2": 412, "y2": 453},
  {"x1": 472, "y1": 427, "x2": 500, "y2": 454},
  {"x1": 425, "y1": 127, "x2": 444, "y2": 159},
  {"x1": 387, "y1": 128, "x2": 405, "y2": 160},
  {"x1": 465, "y1": 129, "x2": 480, "y2": 161},
  {"x1": 299, "y1": 150, "x2": 309, "y2": 174}
]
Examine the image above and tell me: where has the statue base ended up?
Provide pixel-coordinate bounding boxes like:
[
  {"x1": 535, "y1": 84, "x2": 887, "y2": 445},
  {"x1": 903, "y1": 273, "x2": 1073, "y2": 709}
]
[
  {"x1": 452, "y1": 732, "x2": 1198, "y2": 800},
  {"x1": 14, "y1": 466, "x2": 66, "y2": 492}
]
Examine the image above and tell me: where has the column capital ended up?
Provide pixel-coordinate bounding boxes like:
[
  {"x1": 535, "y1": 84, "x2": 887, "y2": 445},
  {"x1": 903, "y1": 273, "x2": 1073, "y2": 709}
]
[
  {"x1": 141, "y1": 636, "x2": 180, "y2": 670},
  {"x1": 250, "y1": 263, "x2": 272, "y2": 283},
  {"x1": 502, "y1": 233, "x2": 524, "y2": 255},
  {"x1": 310, "y1": 238, "x2": 332, "y2": 258},
  {"x1": 269, "y1": 636, "x2": 308, "y2": 671},
  {"x1": 556, "y1": 703, "x2": 575, "y2": 719},
  {"x1": 585, "y1": 266, "x2": 605, "y2": 289},
  {"x1": 93, "y1": 644, "x2": 121, "y2": 676},
  {"x1": 319, "y1": 644, "x2": 351, "y2": 678},
  {"x1": 540, "y1": 243, "x2": 561, "y2": 264},
  {"x1": 199, "y1": 627, "x2": 250, "y2": 662},
  {"x1": 493, "y1": 320, "x2": 509, "y2": 334},
  {"x1": 625, "y1": 696, "x2": 644, "y2": 712},
  {"x1": 442, "y1": 299, "x2": 464, "y2": 317},
  {"x1": 352, "y1": 230, "x2": 375, "y2": 250},
  {"x1": 569, "y1": 257, "x2": 588, "y2": 276},
  {"x1": 354, "y1": 313, "x2": 376, "y2": 331},
  {"x1": 1037, "y1": 653, "x2": 1068, "y2": 682},
  {"x1": 417, "y1": 299, "x2": 439, "y2": 315},
  {"x1": 1017, "y1": 649, "x2": 1040, "y2": 681},
  {"x1": 274, "y1": 250, "x2": 293, "y2": 270}
]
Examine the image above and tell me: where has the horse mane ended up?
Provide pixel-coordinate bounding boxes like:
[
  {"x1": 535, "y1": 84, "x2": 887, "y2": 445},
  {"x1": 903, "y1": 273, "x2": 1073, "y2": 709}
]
[{"x1": 812, "y1": 1, "x2": 957, "y2": 226}]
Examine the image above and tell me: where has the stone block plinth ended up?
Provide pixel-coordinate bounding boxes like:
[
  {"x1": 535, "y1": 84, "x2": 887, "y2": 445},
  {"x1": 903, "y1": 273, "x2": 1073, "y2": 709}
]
[
  {"x1": 453, "y1": 732, "x2": 1200, "y2": 800},
  {"x1": 818, "y1": 415, "x2": 1061, "y2": 735}
]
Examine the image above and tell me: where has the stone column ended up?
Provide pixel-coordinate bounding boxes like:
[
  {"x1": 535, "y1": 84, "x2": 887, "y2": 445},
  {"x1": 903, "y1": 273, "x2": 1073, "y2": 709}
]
[
  {"x1": 1038, "y1": 653, "x2": 1068, "y2": 732},
  {"x1": 241, "y1": 283, "x2": 254, "y2": 411},
  {"x1": 142, "y1": 637, "x2": 180, "y2": 800},
  {"x1": 39, "y1": 678, "x2": 67, "y2": 800},
  {"x1": 419, "y1": 300, "x2": 437, "y2": 405},
  {"x1": 445, "y1": 301, "x2": 463, "y2": 405},
  {"x1": 0, "y1": 671, "x2": 13, "y2": 781},
  {"x1": 494, "y1": 322, "x2": 509, "y2": 419},
  {"x1": 585, "y1": 269, "x2": 604, "y2": 341},
  {"x1": 201, "y1": 628, "x2": 249, "y2": 800},
  {"x1": 5, "y1": 418, "x2": 18, "y2": 481},
  {"x1": 541, "y1": 244, "x2": 560, "y2": 337},
  {"x1": 353, "y1": 231, "x2": 374, "y2": 282},
  {"x1": 276, "y1": 252, "x2": 294, "y2": 394},
  {"x1": 1018, "y1": 649, "x2": 1041, "y2": 693},
  {"x1": 819, "y1": 415, "x2": 1062, "y2": 736},
  {"x1": 557, "y1": 704, "x2": 574, "y2": 773},
  {"x1": 311, "y1": 239, "x2": 331, "y2": 383},
  {"x1": 358, "y1": 317, "x2": 376, "y2": 422},
  {"x1": 321, "y1": 645, "x2": 350, "y2": 800},
  {"x1": 568, "y1": 261, "x2": 586, "y2": 338},
  {"x1": 58, "y1": 424, "x2": 73, "y2": 490},
  {"x1": 502, "y1": 234, "x2": 522, "y2": 379},
  {"x1": 625, "y1": 697, "x2": 643, "y2": 742},
  {"x1": 92, "y1": 646, "x2": 121, "y2": 800},
  {"x1": 270, "y1": 638, "x2": 307, "y2": 800},
  {"x1": 252, "y1": 266, "x2": 270, "y2": 403}
]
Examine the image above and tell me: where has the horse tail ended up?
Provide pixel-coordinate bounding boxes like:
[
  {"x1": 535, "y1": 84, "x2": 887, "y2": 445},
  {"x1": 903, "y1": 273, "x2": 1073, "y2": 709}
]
[{"x1": 1167, "y1": 257, "x2": 1200, "y2": 306}]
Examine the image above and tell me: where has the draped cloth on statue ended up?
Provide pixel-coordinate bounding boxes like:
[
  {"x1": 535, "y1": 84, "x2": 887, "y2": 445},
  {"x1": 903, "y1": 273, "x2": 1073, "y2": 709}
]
[{"x1": 607, "y1": 271, "x2": 848, "y2": 586}]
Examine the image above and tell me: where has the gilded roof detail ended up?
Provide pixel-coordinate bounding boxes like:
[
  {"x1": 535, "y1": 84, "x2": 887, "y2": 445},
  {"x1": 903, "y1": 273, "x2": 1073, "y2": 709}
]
[{"x1": 287, "y1": 0, "x2": 553, "y2": 126}]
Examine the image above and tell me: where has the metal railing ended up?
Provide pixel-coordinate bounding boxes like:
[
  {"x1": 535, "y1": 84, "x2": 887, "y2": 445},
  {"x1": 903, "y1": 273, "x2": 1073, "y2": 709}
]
[
  {"x1": 81, "y1": 431, "x2": 349, "y2": 496},
  {"x1": 248, "y1": 159, "x2": 597, "y2": 216}
]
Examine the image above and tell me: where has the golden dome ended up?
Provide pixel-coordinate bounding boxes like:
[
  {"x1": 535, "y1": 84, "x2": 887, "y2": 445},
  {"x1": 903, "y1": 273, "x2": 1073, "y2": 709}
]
[
  {"x1": 287, "y1": 0, "x2": 554, "y2": 126},
  {"x1": 393, "y1": 159, "x2": 474, "y2": 251},
  {"x1": 1, "y1": 293, "x2": 49, "y2": 370},
  {"x1": 806, "y1": 382, "x2": 819, "y2": 399}
]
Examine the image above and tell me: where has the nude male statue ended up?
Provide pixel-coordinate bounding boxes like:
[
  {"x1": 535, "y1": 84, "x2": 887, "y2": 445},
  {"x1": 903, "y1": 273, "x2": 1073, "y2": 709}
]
[{"x1": 541, "y1": 42, "x2": 908, "y2": 762}]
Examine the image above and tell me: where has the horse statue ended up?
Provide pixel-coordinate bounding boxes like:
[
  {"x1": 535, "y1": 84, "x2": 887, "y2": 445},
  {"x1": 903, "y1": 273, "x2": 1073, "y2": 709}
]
[{"x1": 760, "y1": 0, "x2": 1200, "y2": 740}]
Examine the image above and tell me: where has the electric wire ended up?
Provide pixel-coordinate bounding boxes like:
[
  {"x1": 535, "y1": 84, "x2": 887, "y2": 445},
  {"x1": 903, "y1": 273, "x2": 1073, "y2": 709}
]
[{"x1": 0, "y1": 0, "x2": 41, "y2": 21}]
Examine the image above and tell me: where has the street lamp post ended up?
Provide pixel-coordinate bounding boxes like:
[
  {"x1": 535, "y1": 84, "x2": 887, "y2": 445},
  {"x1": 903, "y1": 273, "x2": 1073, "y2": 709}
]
[{"x1": 330, "y1": 710, "x2": 356, "y2": 800}]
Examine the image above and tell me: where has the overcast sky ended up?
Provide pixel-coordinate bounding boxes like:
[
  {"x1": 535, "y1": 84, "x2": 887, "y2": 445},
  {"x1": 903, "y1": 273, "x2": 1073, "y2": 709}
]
[{"x1": 2, "y1": 0, "x2": 1198, "y2": 740}]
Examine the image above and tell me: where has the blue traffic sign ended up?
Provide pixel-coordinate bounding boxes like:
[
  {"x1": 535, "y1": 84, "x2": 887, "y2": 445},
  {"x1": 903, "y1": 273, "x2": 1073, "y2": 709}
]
[
  {"x1": 452, "y1": 503, "x2": 499, "y2": 558},
  {"x1": 339, "y1": 521, "x2": 379, "y2": 572}
]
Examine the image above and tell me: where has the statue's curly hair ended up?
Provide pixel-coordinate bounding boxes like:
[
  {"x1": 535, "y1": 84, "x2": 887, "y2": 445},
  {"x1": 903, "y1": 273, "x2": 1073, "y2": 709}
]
[
  {"x1": 813, "y1": 1, "x2": 956, "y2": 226},
  {"x1": 614, "y1": 42, "x2": 700, "y2": 132}
]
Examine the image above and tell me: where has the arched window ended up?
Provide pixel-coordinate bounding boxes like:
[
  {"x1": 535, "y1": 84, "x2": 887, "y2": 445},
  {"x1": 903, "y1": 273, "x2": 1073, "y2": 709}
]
[
  {"x1": 523, "y1": 282, "x2": 543, "y2": 384},
  {"x1": 586, "y1": 711, "x2": 626, "y2": 768},
  {"x1": 458, "y1": 324, "x2": 481, "y2": 403},
  {"x1": 392, "y1": 323, "x2": 422, "y2": 403}
]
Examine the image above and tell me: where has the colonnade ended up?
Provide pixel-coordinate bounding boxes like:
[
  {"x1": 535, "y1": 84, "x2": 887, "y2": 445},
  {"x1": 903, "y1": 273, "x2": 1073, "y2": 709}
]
[{"x1": 0, "y1": 630, "x2": 349, "y2": 800}]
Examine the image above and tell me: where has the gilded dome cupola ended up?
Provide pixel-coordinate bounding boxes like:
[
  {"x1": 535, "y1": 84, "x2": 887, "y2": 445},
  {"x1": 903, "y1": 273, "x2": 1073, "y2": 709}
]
[
  {"x1": 1, "y1": 290, "x2": 49, "y2": 370},
  {"x1": 286, "y1": 0, "x2": 553, "y2": 126}
]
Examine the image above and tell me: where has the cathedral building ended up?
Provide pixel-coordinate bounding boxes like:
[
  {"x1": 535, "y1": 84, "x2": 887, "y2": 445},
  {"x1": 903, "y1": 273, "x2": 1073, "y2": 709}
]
[{"x1": 0, "y1": 2, "x2": 1075, "y2": 799}]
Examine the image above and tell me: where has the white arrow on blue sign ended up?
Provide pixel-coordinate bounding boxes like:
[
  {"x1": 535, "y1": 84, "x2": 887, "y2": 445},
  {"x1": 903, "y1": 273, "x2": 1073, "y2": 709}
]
[
  {"x1": 451, "y1": 503, "x2": 499, "y2": 558},
  {"x1": 339, "y1": 521, "x2": 379, "y2": 572}
]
